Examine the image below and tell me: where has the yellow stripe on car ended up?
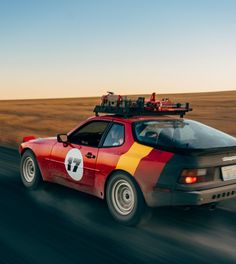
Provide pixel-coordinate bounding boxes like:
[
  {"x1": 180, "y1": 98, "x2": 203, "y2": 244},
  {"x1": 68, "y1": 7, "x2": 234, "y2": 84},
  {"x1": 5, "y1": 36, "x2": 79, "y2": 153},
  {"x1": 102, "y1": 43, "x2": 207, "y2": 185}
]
[{"x1": 116, "y1": 142, "x2": 153, "y2": 175}]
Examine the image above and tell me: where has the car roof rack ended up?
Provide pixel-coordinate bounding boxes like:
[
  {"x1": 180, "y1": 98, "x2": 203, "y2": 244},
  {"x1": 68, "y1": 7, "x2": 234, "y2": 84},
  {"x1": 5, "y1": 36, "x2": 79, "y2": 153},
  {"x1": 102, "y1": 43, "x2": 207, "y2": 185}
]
[{"x1": 93, "y1": 92, "x2": 192, "y2": 118}]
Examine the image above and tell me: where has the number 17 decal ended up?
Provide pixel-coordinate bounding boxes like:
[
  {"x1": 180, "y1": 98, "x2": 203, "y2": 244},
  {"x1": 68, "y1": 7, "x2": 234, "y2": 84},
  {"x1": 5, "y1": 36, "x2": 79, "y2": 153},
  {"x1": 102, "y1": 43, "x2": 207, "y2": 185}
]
[
  {"x1": 67, "y1": 157, "x2": 81, "y2": 172},
  {"x1": 65, "y1": 149, "x2": 84, "y2": 181}
]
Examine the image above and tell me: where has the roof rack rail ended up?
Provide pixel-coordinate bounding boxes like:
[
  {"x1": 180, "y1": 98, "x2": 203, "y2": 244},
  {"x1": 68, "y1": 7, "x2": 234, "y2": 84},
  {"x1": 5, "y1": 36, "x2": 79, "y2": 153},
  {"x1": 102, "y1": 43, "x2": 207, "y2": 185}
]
[{"x1": 93, "y1": 92, "x2": 192, "y2": 118}]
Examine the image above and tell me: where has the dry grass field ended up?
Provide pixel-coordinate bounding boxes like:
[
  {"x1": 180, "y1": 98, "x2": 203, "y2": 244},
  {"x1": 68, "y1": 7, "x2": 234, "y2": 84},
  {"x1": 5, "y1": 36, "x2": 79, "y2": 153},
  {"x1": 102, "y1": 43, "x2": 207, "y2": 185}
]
[{"x1": 0, "y1": 91, "x2": 236, "y2": 148}]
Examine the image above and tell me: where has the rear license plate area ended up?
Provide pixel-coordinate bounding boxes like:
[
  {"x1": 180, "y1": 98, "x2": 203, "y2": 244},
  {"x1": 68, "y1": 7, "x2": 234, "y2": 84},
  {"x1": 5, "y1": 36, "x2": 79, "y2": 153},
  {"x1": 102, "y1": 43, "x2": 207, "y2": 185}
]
[{"x1": 221, "y1": 165, "x2": 236, "y2": 181}]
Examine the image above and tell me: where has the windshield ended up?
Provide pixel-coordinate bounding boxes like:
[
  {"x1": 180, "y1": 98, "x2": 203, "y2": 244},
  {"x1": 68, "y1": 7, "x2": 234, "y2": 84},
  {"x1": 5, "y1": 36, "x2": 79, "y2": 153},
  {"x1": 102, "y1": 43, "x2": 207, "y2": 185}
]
[{"x1": 133, "y1": 120, "x2": 236, "y2": 150}]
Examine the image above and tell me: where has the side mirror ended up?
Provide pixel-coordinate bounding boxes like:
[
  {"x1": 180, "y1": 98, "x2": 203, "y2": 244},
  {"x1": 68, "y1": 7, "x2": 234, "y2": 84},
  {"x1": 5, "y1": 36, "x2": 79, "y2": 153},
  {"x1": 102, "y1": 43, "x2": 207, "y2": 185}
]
[{"x1": 57, "y1": 134, "x2": 68, "y2": 143}]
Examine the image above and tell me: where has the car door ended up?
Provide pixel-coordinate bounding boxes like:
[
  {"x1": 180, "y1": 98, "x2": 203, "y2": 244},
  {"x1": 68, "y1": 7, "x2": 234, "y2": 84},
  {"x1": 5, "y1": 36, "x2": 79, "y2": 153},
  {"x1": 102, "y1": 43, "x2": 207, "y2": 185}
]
[{"x1": 49, "y1": 120, "x2": 110, "y2": 188}]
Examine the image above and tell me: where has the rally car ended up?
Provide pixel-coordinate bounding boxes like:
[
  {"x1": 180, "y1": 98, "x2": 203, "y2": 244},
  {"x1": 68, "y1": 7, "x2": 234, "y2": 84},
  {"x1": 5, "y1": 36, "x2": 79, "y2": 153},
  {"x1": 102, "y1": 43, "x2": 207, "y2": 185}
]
[{"x1": 19, "y1": 93, "x2": 236, "y2": 225}]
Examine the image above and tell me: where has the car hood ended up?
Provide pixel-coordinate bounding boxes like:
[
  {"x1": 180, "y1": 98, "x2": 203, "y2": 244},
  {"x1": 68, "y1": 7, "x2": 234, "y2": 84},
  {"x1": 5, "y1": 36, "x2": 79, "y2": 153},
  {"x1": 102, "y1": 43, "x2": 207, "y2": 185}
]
[
  {"x1": 20, "y1": 136, "x2": 58, "y2": 158},
  {"x1": 21, "y1": 136, "x2": 57, "y2": 152},
  {"x1": 29, "y1": 137, "x2": 57, "y2": 144}
]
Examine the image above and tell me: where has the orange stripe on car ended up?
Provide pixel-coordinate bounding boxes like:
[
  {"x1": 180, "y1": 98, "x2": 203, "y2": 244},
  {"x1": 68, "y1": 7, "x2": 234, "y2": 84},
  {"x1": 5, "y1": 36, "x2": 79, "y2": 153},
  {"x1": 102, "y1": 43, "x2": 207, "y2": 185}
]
[{"x1": 115, "y1": 142, "x2": 153, "y2": 175}]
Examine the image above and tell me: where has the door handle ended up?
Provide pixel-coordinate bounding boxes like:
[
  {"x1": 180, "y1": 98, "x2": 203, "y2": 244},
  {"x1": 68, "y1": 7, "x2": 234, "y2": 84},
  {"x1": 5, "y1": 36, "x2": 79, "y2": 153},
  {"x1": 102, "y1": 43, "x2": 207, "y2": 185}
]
[{"x1": 85, "y1": 152, "x2": 96, "y2": 159}]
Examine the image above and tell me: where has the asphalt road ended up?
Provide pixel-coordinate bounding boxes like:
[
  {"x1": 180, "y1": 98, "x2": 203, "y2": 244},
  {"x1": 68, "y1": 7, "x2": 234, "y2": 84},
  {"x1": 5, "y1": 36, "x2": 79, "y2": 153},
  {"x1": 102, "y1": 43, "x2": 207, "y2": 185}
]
[{"x1": 0, "y1": 146, "x2": 236, "y2": 264}]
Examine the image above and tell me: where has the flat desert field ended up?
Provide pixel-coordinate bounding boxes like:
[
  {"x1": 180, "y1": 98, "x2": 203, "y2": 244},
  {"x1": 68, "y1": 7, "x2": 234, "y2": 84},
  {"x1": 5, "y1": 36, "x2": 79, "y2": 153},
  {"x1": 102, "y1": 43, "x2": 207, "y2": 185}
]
[{"x1": 0, "y1": 90, "x2": 236, "y2": 148}]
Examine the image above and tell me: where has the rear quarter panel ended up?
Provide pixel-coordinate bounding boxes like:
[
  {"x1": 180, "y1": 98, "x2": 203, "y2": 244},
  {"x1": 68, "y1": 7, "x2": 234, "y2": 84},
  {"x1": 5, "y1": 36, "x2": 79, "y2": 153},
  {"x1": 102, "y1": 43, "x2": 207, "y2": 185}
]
[{"x1": 95, "y1": 122, "x2": 174, "y2": 202}]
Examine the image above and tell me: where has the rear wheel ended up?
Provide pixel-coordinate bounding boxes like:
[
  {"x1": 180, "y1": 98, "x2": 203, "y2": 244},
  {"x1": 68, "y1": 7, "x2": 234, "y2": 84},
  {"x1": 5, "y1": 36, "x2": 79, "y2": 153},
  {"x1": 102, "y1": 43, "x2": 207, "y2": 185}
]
[
  {"x1": 20, "y1": 150, "x2": 42, "y2": 190},
  {"x1": 106, "y1": 172, "x2": 146, "y2": 226}
]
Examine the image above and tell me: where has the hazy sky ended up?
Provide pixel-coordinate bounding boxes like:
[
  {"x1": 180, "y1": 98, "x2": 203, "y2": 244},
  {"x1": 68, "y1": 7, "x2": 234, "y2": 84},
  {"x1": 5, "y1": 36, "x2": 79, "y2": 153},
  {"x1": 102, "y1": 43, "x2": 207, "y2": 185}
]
[{"x1": 0, "y1": 0, "x2": 236, "y2": 99}]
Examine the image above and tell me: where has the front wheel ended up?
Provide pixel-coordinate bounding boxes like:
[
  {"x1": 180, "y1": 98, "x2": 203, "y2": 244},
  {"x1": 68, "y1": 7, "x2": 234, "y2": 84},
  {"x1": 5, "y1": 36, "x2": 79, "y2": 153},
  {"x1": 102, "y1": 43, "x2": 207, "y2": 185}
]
[
  {"x1": 106, "y1": 172, "x2": 146, "y2": 226},
  {"x1": 20, "y1": 150, "x2": 42, "y2": 190}
]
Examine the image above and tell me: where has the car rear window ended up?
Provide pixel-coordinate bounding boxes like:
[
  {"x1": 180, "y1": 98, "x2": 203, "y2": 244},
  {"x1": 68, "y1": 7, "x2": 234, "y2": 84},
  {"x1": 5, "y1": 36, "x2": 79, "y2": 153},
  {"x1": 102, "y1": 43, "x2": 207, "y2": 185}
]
[{"x1": 133, "y1": 119, "x2": 236, "y2": 150}]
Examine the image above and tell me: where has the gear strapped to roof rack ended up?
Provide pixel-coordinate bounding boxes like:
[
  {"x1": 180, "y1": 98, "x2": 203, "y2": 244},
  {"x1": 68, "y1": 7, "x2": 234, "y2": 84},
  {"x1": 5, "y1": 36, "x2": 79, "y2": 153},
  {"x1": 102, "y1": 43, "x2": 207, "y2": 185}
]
[{"x1": 93, "y1": 92, "x2": 192, "y2": 118}]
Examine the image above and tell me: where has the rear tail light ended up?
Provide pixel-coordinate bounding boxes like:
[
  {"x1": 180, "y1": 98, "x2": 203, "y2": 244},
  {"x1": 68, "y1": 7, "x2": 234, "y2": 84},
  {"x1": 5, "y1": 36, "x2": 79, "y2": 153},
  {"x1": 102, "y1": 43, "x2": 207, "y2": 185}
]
[
  {"x1": 179, "y1": 168, "x2": 213, "y2": 184},
  {"x1": 185, "y1": 176, "x2": 197, "y2": 184}
]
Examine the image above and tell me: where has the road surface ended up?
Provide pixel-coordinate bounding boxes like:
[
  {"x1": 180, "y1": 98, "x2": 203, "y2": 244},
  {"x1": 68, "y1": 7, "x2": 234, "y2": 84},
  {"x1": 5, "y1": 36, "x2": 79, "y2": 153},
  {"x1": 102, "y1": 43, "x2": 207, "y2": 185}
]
[{"x1": 0, "y1": 146, "x2": 236, "y2": 264}]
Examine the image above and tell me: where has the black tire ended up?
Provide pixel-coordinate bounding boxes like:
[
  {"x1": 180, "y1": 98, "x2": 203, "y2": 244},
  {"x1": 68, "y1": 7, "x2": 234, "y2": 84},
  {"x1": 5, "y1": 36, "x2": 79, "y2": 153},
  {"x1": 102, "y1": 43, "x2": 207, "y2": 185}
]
[
  {"x1": 20, "y1": 150, "x2": 42, "y2": 190},
  {"x1": 106, "y1": 172, "x2": 146, "y2": 226}
]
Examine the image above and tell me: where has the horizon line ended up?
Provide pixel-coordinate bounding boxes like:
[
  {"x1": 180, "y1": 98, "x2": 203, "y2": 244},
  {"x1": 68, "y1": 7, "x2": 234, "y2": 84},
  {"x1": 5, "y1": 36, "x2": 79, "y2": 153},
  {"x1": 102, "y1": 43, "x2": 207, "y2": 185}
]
[{"x1": 0, "y1": 89, "x2": 236, "y2": 102}]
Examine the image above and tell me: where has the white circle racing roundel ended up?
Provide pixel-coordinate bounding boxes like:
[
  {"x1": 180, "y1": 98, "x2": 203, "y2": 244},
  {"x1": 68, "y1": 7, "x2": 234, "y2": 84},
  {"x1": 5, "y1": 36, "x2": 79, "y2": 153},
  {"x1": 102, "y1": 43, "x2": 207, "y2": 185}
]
[{"x1": 65, "y1": 148, "x2": 84, "y2": 181}]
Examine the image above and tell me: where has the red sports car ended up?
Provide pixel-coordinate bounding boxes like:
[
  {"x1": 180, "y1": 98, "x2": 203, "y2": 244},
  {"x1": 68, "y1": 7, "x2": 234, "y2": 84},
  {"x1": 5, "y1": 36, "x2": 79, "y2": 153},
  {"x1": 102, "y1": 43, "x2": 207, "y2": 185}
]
[{"x1": 19, "y1": 94, "x2": 236, "y2": 225}]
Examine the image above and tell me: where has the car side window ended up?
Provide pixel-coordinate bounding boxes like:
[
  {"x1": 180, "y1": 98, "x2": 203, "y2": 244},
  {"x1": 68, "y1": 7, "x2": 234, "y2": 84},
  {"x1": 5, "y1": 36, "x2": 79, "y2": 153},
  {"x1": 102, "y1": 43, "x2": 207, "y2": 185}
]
[
  {"x1": 103, "y1": 123, "x2": 124, "y2": 147},
  {"x1": 69, "y1": 121, "x2": 109, "y2": 147}
]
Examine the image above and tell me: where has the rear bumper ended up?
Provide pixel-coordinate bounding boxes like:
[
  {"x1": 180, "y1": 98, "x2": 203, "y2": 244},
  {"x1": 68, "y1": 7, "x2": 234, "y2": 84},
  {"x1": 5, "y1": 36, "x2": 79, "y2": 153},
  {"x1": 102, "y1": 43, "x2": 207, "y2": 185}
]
[{"x1": 145, "y1": 183, "x2": 236, "y2": 207}]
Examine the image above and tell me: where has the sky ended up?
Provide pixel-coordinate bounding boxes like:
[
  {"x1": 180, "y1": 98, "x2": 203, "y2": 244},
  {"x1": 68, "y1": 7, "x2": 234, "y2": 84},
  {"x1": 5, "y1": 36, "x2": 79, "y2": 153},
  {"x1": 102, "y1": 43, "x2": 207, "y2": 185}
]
[{"x1": 0, "y1": 0, "x2": 236, "y2": 100}]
